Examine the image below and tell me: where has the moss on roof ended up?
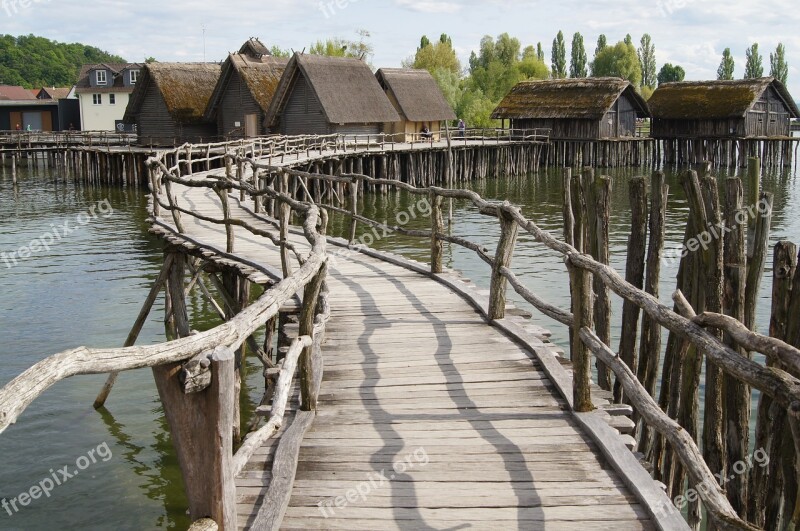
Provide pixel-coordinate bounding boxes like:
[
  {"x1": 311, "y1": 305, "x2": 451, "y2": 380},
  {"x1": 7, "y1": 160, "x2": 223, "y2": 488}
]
[
  {"x1": 648, "y1": 78, "x2": 800, "y2": 119},
  {"x1": 491, "y1": 78, "x2": 650, "y2": 120},
  {"x1": 145, "y1": 63, "x2": 221, "y2": 123}
]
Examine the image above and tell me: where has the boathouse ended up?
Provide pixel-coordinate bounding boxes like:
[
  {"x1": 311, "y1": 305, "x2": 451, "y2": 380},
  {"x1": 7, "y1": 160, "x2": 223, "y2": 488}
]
[
  {"x1": 491, "y1": 78, "x2": 650, "y2": 140},
  {"x1": 124, "y1": 63, "x2": 221, "y2": 145},
  {"x1": 648, "y1": 77, "x2": 798, "y2": 138},
  {"x1": 375, "y1": 68, "x2": 456, "y2": 141},
  {"x1": 263, "y1": 53, "x2": 400, "y2": 136},
  {"x1": 204, "y1": 53, "x2": 288, "y2": 138}
]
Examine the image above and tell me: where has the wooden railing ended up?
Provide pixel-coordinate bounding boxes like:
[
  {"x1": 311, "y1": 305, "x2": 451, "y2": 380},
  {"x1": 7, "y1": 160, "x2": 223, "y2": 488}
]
[
  {"x1": 0, "y1": 130, "x2": 138, "y2": 147},
  {"x1": 0, "y1": 148, "x2": 332, "y2": 529},
  {"x1": 214, "y1": 147, "x2": 798, "y2": 530}
]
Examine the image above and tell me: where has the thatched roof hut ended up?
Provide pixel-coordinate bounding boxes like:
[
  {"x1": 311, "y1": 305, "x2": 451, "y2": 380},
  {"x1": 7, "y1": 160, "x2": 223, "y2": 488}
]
[
  {"x1": 124, "y1": 62, "x2": 221, "y2": 145},
  {"x1": 264, "y1": 53, "x2": 400, "y2": 136},
  {"x1": 491, "y1": 78, "x2": 650, "y2": 140},
  {"x1": 376, "y1": 68, "x2": 455, "y2": 141},
  {"x1": 648, "y1": 77, "x2": 798, "y2": 138},
  {"x1": 239, "y1": 37, "x2": 271, "y2": 58},
  {"x1": 205, "y1": 53, "x2": 288, "y2": 138}
]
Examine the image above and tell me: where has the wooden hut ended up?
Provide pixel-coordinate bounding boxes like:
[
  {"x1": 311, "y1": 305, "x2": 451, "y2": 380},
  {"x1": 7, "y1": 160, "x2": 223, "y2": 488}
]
[
  {"x1": 264, "y1": 53, "x2": 400, "y2": 136},
  {"x1": 648, "y1": 77, "x2": 799, "y2": 138},
  {"x1": 204, "y1": 53, "x2": 287, "y2": 138},
  {"x1": 375, "y1": 68, "x2": 456, "y2": 141},
  {"x1": 239, "y1": 37, "x2": 271, "y2": 58},
  {"x1": 491, "y1": 78, "x2": 650, "y2": 139},
  {"x1": 124, "y1": 63, "x2": 221, "y2": 145}
]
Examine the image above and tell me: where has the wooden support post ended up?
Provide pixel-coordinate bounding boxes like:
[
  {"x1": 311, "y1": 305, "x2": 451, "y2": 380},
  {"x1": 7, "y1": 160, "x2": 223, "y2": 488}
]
[
  {"x1": 152, "y1": 252, "x2": 237, "y2": 530},
  {"x1": 214, "y1": 187, "x2": 235, "y2": 254},
  {"x1": 721, "y1": 177, "x2": 749, "y2": 516},
  {"x1": 299, "y1": 262, "x2": 326, "y2": 411},
  {"x1": 744, "y1": 191, "x2": 773, "y2": 332},
  {"x1": 279, "y1": 172, "x2": 292, "y2": 278},
  {"x1": 562, "y1": 168, "x2": 574, "y2": 247},
  {"x1": 616, "y1": 176, "x2": 647, "y2": 403},
  {"x1": 568, "y1": 256, "x2": 593, "y2": 413},
  {"x1": 637, "y1": 171, "x2": 668, "y2": 454},
  {"x1": 592, "y1": 174, "x2": 613, "y2": 392},
  {"x1": 488, "y1": 206, "x2": 518, "y2": 321},
  {"x1": 348, "y1": 177, "x2": 358, "y2": 245},
  {"x1": 430, "y1": 192, "x2": 444, "y2": 274}
]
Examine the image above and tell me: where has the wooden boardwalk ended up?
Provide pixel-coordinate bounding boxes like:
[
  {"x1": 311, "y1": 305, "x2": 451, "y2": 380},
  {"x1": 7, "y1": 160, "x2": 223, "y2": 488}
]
[{"x1": 150, "y1": 180, "x2": 664, "y2": 530}]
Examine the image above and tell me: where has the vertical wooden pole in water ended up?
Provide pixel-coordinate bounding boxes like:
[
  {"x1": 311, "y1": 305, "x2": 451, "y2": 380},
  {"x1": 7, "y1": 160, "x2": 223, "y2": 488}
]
[
  {"x1": 299, "y1": 262, "x2": 326, "y2": 411},
  {"x1": 152, "y1": 251, "x2": 237, "y2": 529},
  {"x1": 348, "y1": 176, "x2": 359, "y2": 245},
  {"x1": 430, "y1": 192, "x2": 444, "y2": 274},
  {"x1": 721, "y1": 177, "x2": 749, "y2": 516},
  {"x1": 637, "y1": 171, "x2": 668, "y2": 455},
  {"x1": 616, "y1": 176, "x2": 647, "y2": 404}
]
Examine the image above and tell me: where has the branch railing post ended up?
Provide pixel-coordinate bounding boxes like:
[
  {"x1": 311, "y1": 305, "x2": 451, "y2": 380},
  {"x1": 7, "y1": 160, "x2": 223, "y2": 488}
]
[
  {"x1": 488, "y1": 205, "x2": 519, "y2": 321},
  {"x1": 348, "y1": 176, "x2": 359, "y2": 245},
  {"x1": 430, "y1": 191, "x2": 444, "y2": 274},
  {"x1": 299, "y1": 261, "x2": 327, "y2": 411}
]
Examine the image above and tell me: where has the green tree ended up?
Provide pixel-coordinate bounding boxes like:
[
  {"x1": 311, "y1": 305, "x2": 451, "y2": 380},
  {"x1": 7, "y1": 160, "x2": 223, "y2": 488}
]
[
  {"x1": 144, "y1": 56, "x2": 157, "y2": 64},
  {"x1": 536, "y1": 42, "x2": 544, "y2": 63},
  {"x1": 595, "y1": 34, "x2": 607, "y2": 57},
  {"x1": 624, "y1": 34, "x2": 633, "y2": 46},
  {"x1": 744, "y1": 43, "x2": 763, "y2": 78},
  {"x1": 638, "y1": 34, "x2": 657, "y2": 89},
  {"x1": 717, "y1": 48, "x2": 735, "y2": 80},
  {"x1": 551, "y1": 31, "x2": 567, "y2": 79},
  {"x1": 268, "y1": 46, "x2": 291, "y2": 58},
  {"x1": 0, "y1": 34, "x2": 125, "y2": 88},
  {"x1": 657, "y1": 63, "x2": 685, "y2": 84},
  {"x1": 570, "y1": 32, "x2": 587, "y2": 78},
  {"x1": 310, "y1": 29, "x2": 373, "y2": 63},
  {"x1": 591, "y1": 40, "x2": 642, "y2": 86},
  {"x1": 770, "y1": 43, "x2": 789, "y2": 85},
  {"x1": 405, "y1": 33, "x2": 460, "y2": 76}
]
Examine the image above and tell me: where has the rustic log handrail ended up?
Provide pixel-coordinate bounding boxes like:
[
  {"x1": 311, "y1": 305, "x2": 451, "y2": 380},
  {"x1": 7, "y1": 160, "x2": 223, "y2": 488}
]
[{"x1": 179, "y1": 150, "x2": 799, "y2": 529}]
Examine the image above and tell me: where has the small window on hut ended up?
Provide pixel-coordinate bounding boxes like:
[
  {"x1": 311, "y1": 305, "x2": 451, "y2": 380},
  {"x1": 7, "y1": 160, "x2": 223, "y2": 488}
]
[{"x1": 96, "y1": 70, "x2": 107, "y2": 85}]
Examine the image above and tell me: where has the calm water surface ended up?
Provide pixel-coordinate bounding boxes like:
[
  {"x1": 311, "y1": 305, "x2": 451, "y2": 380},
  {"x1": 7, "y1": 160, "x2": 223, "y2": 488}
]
[{"x1": 0, "y1": 157, "x2": 797, "y2": 529}]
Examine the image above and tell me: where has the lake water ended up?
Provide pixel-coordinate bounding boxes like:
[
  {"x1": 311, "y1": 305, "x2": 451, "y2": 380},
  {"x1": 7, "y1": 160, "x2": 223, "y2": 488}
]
[{"x1": 0, "y1": 157, "x2": 797, "y2": 529}]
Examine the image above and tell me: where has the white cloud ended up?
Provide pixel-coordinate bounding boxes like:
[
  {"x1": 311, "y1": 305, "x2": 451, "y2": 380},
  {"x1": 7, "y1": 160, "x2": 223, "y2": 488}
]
[{"x1": 394, "y1": 0, "x2": 462, "y2": 13}]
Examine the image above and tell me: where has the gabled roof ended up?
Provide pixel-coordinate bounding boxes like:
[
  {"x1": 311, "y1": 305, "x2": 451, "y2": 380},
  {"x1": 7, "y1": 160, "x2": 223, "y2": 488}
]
[
  {"x1": 491, "y1": 78, "x2": 650, "y2": 120},
  {"x1": 37, "y1": 87, "x2": 72, "y2": 100},
  {"x1": 239, "y1": 37, "x2": 270, "y2": 58},
  {"x1": 648, "y1": 77, "x2": 799, "y2": 120},
  {"x1": 204, "y1": 53, "x2": 288, "y2": 121},
  {"x1": 75, "y1": 62, "x2": 141, "y2": 93},
  {"x1": 0, "y1": 85, "x2": 37, "y2": 100},
  {"x1": 264, "y1": 53, "x2": 401, "y2": 127},
  {"x1": 376, "y1": 68, "x2": 455, "y2": 122},
  {"x1": 124, "y1": 62, "x2": 221, "y2": 124}
]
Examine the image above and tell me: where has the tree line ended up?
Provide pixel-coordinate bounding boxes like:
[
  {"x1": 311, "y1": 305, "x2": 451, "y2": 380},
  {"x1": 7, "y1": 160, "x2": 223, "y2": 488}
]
[
  {"x1": 0, "y1": 34, "x2": 125, "y2": 89},
  {"x1": 400, "y1": 32, "x2": 790, "y2": 127}
]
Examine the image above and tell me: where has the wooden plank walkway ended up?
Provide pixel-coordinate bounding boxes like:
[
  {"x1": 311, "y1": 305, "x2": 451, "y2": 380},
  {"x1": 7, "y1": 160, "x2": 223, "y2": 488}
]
[{"x1": 157, "y1": 182, "x2": 657, "y2": 530}]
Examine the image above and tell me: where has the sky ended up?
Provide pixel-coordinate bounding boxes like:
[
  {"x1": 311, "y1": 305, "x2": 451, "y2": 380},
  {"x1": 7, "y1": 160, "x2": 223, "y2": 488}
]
[{"x1": 2, "y1": 0, "x2": 799, "y2": 97}]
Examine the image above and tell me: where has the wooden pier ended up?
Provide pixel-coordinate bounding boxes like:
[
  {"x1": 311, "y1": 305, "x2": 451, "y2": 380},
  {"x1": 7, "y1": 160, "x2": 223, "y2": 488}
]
[{"x1": 1, "y1": 135, "x2": 799, "y2": 530}]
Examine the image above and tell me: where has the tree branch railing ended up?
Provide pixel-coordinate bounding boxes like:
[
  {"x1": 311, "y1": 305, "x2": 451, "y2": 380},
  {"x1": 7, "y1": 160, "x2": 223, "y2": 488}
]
[{"x1": 206, "y1": 153, "x2": 797, "y2": 530}]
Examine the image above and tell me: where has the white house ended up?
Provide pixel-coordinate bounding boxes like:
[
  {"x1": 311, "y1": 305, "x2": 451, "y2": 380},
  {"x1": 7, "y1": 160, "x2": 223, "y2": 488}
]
[{"x1": 75, "y1": 63, "x2": 142, "y2": 131}]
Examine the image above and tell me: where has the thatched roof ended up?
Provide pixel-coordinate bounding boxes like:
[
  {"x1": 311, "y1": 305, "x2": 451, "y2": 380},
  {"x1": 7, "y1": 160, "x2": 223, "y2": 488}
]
[
  {"x1": 648, "y1": 77, "x2": 799, "y2": 120},
  {"x1": 491, "y1": 78, "x2": 650, "y2": 120},
  {"x1": 239, "y1": 37, "x2": 270, "y2": 58},
  {"x1": 125, "y1": 62, "x2": 221, "y2": 124},
  {"x1": 204, "y1": 54, "x2": 287, "y2": 120},
  {"x1": 376, "y1": 68, "x2": 455, "y2": 122},
  {"x1": 265, "y1": 53, "x2": 400, "y2": 127}
]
